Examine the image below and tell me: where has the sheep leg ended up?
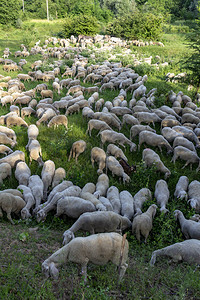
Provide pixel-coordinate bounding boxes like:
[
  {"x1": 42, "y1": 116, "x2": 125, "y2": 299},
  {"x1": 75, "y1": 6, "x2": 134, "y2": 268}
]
[
  {"x1": 182, "y1": 161, "x2": 190, "y2": 169},
  {"x1": 68, "y1": 149, "x2": 72, "y2": 161},
  {"x1": 6, "y1": 210, "x2": 14, "y2": 225},
  {"x1": 81, "y1": 258, "x2": 89, "y2": 284},
  {"x1": 118, "y1": 263, "x2": 128, "y2": 281}
]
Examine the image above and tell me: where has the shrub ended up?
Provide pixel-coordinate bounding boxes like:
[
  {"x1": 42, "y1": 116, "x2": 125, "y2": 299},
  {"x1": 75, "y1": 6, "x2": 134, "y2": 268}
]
[{"x1": 63, "y1": 14, "x2": 99, "y2": 38}]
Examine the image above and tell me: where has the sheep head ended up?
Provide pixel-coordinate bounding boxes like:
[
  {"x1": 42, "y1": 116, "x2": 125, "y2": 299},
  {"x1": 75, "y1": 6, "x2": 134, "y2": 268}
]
[
  {"x1": 63, "y1": 230, "x2": 75, "y2": 245},
  {"x1": 174, "y1": 210, "x2": 181, "y2": 220},
  {"x1": 36, "y1": 209, "x2": 47, "y2": 223},
  {"x1": 21, "y1": 207, "x2": 31, "y2": 220},
  {"x1": 42, "y1": 261, "x2": 59, "y2": 279}
]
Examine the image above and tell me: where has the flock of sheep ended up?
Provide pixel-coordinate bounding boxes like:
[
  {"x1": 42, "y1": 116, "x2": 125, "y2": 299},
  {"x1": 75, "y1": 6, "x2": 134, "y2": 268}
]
[{"x1": 1, "y1": 36, "x2": 200, "y2": 283}]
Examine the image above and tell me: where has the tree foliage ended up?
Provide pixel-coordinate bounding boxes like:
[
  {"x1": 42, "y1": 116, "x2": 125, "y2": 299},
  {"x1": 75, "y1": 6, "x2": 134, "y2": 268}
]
[{"x1": 0, "y1": 0, "x2": 21, "y2": 25}]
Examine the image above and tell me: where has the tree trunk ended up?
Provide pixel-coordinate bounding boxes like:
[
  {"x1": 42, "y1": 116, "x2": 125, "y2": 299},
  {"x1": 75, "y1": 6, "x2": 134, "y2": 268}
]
[{"x1": 46, "y1": 0, "x2": 49, "y2": 21}]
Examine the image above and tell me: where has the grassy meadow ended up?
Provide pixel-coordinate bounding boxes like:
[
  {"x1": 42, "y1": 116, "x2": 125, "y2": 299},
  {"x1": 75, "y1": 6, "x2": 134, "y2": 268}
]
[{"x1": 0, "y1": 20, "x2": 200, "y2": 299}]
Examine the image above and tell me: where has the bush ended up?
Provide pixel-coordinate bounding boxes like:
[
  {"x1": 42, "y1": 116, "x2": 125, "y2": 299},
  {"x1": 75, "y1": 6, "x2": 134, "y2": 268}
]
[
  {"x1": 63, "y1": 14, "x2": 99, "y2": 38},
  {"x1": 107, "y1": 12, "x2": 163, "y2": 40}
]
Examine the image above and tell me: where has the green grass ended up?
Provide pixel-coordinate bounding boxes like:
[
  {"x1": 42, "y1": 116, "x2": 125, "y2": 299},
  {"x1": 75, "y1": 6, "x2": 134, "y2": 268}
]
[{"x1": 0, "y1": 20, "x2": 200, "y2": 299}]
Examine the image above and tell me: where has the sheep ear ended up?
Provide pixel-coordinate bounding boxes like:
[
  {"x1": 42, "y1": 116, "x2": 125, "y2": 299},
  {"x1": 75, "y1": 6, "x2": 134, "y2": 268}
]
[
  {"x1": 71, "y1": 232, "x2": 75, "y2": 239},
  {"x1": 49, "y1": 262, "x2": 59, "y2": 279}
]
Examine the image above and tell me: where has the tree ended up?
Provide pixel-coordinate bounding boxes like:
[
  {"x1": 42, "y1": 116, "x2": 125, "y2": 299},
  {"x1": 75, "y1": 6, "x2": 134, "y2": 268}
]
[{"x1": 0, "y1": 0, "x2": 21, "y2": 25}]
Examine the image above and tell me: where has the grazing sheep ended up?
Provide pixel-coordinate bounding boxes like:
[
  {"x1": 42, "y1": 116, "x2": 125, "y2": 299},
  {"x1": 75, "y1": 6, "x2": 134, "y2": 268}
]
[
  {"x1": 0, "y1": 132, "x2": 16, "y2": 148},
  {"x1": 68, "y1": 140, "x2": 86, "y2": 163},
  {"x1": 47, "y1": 115, "x2": 68, "y2": 129},
  {"x1": 132, "y1": 204, "x2": 157, "y2": 242},
  {"x1": 0, "y1": 145, "x2": 13, "y2": 155},
  {"x1": 63, "y1": 211, "x2": 131, "y2": 245},
  {"x1": 36, "y1": 108, "x2": 57, "y2": 126},
  {"x1": 82, "y1": 182, "x2": 96, "y2": 194},
  {"x1": 26, "y1": 124, "x2": 39, "y2": 150},
  {"x1": 28, "y1": 175, "x2": 44, "y2": 210},
  {"x1": 0, "y1": 162, "x2": 12, "y2": 184},
  {"x1": 171, "y1": 146, "x2": 200, "y2": 171},
  {"x1": 133, "y1": 112, "x2": 161, "y2": 127},
  {"x1": 41, "y1": 160, "x2": 55, "y2": 200},
  {"x1": 0, "y1": 150, "x2": 25, "y2": 168},
  {"x1": 15, "y1": 161, "x2": 31, "y2": 186},
  {"x1": 6, "y1": 115, "x2": 28, "y2": 128},
  {"x1": 41, "y1": 89, "x2": 53, "y2": 99},
  {"x1": 80, "y1": 191, "x2": 106, "y2": 211},
  {"x1": 119, "y1": 158, "x2": 136, "y2": 176},
  {"x1": 18, "y1": 185, "x2": 35, "y2": 219},
  {"x1": 99, "y1": 196, "x2": 113, "y2": 211},
  {"x1": 14, "y1": 95, "x2": 32, "y2": 106},
  {"x1": 106, "y1": 144, "x2": 128, "y2": 162},
  {"x1": 10, "y1": 105, "x2": 20, "y2": 116},
  {"x1": 100, "y1": 130, "x2": 136, "y2": 152},
  {"x1": 172, "y1": 126, "x2": 200, "y2": 148},
  {"x1": 65, "y1": 103, "x2": 80, "y2": 116},
  {"x1": 106, "y1": 186, "x2": 121, "y2": 214},
  {"x1": 28, "y1": 139, "x2": 43, "y2": 166},
  {"x1": 0, "y1": 126, "x2": 17, "y2": 143},
  {"x1": 142, "y1": 148, "x2": 171, "y2": 179},
  {"x1": 161, "y1": 118, "x2": 181, "y2": 128},
  {"x1": 42, "y1": 232, "x2": 129, "y2": 283},
  {"x1": 154, "y1": 179, "x2": 169, "y2": 214},
  {"x1": 52, "y1": 167, "x2": 66, "y2": 188},
  {"x1": 174, "y1": 210, "x2": 200, "y2": 239},
  {"x1": 122, "y1": 114, "x2": 140, "y2": 128},
  {"x1": 91, "y1": 147, "x2": 106, "y2": 175},
  {"x1": 56, "y1": 196, "x2": 96, "y2": 219},
  {"x1": 138, "y1": 131, "x2": 173, "y2": 153},
  {"x1": 21, "y1": 107, "x2": 36, "y2": 119},
  {"x1": 173, "y1": 136, "x2": 196, "y2": 153},
  {"x1": 94, "y1": 173, "x2": 109, "y2": 198},
  {"x1": 106, "y1": 156, "x2": 130, "y2": 184},
  {"x1": 174, "y1": 176, "x2": 189, "y2": 200},
  {"x1": 188, "y1": 180, "x2": 200, "y2": 212},
  {"x1": 0, "y1": 192, "x2": 26, "y2": 224},
  {"x1": 120, "y1": 190, "x2": 134, "y2": 220},
  {"x1": 161, "y1": 127, "x2": 182, "y2": 143},
  {"x1": 150, "y1": 239, "x2": 200, "y2": 266},
  {"x1": 93, "y1": 112, "x2": 121, "y2": 131},
  {"x1": 133, "y1": 188, "x2": 152, "y2": 216},
  {"x1": 86, "y1": 119, "x2": 112, "y2": 136},
  {"x1": 1, "y1": 95, "x2": 14, "y2": 107}
]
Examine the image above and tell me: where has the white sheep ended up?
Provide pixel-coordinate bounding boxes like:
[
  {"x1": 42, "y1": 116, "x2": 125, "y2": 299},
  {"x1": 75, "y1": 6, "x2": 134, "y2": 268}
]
[
  {"x1": 42, "y1": 232, "x2": 129, "y2": 282},
  {"x1": 86, "y1": 119, "x2": 112, "y2": 136},
  {"x1": 106, "y1": 156, "x2": 130, "y2": 184},
  {"x1": 122, "y1": 114, "x2": 139, "y2": 128},
  {"x1": 0, "y1": 162, "x2": 12, "y2": 184},
  {"x1": 130, "y1": 124, "x2": 156, "y2": 140},
  {"x1": 52, "y1": 167, "x2": 66, "y2": 188},
  {"x1": 0, "y1": 132, "x2": 16, "y2": 148},
  {"x1": 173, "y1": 136, "x2": 196, "y2": 153},
  {"x1": 154, "y1": 179, "x2": 169, "y2": 214},
  {"x1": 0, "y1": 145, "x2": 13, "y2": 155},
  {"x1": 0, "y1": 150, "x2": 25, "y2": 168},
  {"x1": 0, "y1": 192, "x2": 26, "y2": 224},
  {"x1": 174, "y1": 176, "x2": 189, "y2": 200},
  {"x1": 100, "y1": 130, "x2": 136, "y2": 152},
  {"x1": 82, "y1": 182, "x2": 96, "y2": 194},
  {"x1": 161, "y1": 127, "x2": 182, "y2": 143},
  {"x1": 28, "y1": 175, "x2": 44, "y2": 209},
  {"x1": 138, "y1": 131, "x2": 173, "y2": 153},
  {"x1": 28, "y1": 139, "x2": 43, "y2": 166},
  {"x1": 132, "y1": 204, "x2": 157, "y2": 242},
  {"x1": 94, "y1": 173, "x2": 109, "y2": 198},
  {"x1": 41, "y1": 160, "x2": 55, "y2": 200},
  {"x1": 173, "y1": 125, "x2": 200, "y2": 147},
  {"x1": 26, "y1": 124, "x2": 39, "y2": 150},
  {"x1": 47, "y1": 115, "x2": 68, "y2": 129},
  {"x1": 171, "y1": 146, "x2": 200, "y2": 171},
  {"x1": 6, "y1": 115, "x2": 28, "y2": 128},
  {"x1": 106, "y1": 144, "x2": 128, "y2": 162},
  {"x1": 68, "y1": 140, "x2": 86, "y2": 163},
  {"x1": 99, "y1": 196, "x2": 113, "y2": 211},
  {"x1": 188, "y1": 180, "x2": 200, "y2": 212},
  {"x1": 63, "y1": 211, "x2": 131, "y2": 245},
  {"x1": 0, "y1": 126, "x2": 17, "y2": 143},
  {"x1": 133, "y1": 188, "x2": 152, "y2": 216},
  {"x1": 150, "y1": 239, "x2": 200, "y2": 266},
  {"x1": 106, "y1": 186, "x2": 121, "y2": 214},
  {"x1": 142, "y1": 148, "x2": 171, "y2": 179},
  {"x1": 120, "y1": 190, "x2": 134, "y2": 220},
  {"x1": 18, "y1": 185, "x2": 35, "y2": 219},
  {"x1": 80, "y1": 191, "x2": 106, "y2": 211},
  {"x1": 174, "y1": 210, "x2": 200, "y2": 239},
  {"x1": 91, "y1": 147, "x2": 106, "y2": 175},
  {"x1": 36, "y1": 108, "x2": 57, "y2": 126},
  {"x1": 133, "y1": 112, "x2": 161, "y2": 127},
  {"x1": 15, "y1": 161, "x2": 31, "y2": 186}
]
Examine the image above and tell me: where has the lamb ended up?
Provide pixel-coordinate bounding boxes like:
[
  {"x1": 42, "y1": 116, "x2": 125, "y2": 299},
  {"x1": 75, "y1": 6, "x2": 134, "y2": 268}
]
[
  {"x1": 0, "y1": 192, "x2": 26, "y2": 224},
  {"x1": 28, "y1": 139, "x2": 43, "y2": 166},
  {"x1": 119, "y1": 158, "x2": 136, "y2": 175},
  {"x1": 154, "y1": 179, "x2": 169, "y2": 214},
  {"x1": 0, "y1": 132, "x2": 16, "y2": 148},
  {"x1": 15, "y1": 161, "x2": 31, "y2": 186},
  {"x1": 28, "y1": 175, "x2": 44, "y2": 210},
  {"x1": 106, "y1": 144, "x2": 128, "y2": 161},
  {"x1": 132, "y1": 204, "x2": 157, "y2": 242},
  {"x1": 173, "y1": 136, "x2": 196, "y2": 153},
  {"x1": 120, "y1": 190, "x2": 134, "y2": 220},
  {"x1": 56, "y1": 196, "x2": 96, "y2": 218},
  {"x1": 91, "y1": 147, "x2": 106, "y2": 174},
  {"x1": 0, "y1": 145, "x2": 13, "y2": 155},
  {"x1": 129, "y1": 124, "x2": 156, "y2": 140},
  {"x1": 174, "y1": 176, "x2": 189, "y2": 201},
  {"x1": 150, "y1": 239, "x2": 200, "y2": 266},
  {"x1": 5, "y1": 115, "x2": 28, "y2": 128},
  {"x1": 188, "y1": 180, "x2": 200, "y2": 212},
  {"x1": 36, "y1": 108, "x2": 57, "y2": 126},
  {"x1": 41, "y1": 160, "x2": 55, "y2": 200},
  {"x1": 18, "y1": 185, "x2": 35, "y2": 219},
  {"x1": 133, "y1": 188, "x2": 152, "y2": 216},
  {"x1": 0, "y1": 150, "x2": 25, "y2": 168},
  {"x1": 106, "y1": 156, "x2": 130, "y2": 184},
  {"x1": 0, "y1": 162, "x2": 12, "y2": 184},
  {"x1": 63, "y1": 211, "x2": 132, "y2": 245},
  {"x1": 42, "y1": 232, "x2": 129, "y2": 282},
  {"x1": 138, "y1": 131, "x2": 173, "y2": 153},
  {"x1": 36, "y1": 185, "x2": 81, "y2": 222},
  {"x1": 171, "y1": 146, "x2": 200, "y2": 171},
  {"x1": 0, "y1": 126, "x2": 17, "y2": 143},
  {"x1": 51, "y1": 167, "x2": 66, "y2": 188},
  {"x1": 142, "y1": 148, "x2": 171, "y2": 179},
  {"x1": 68, "y1": 140, "x2": 86, "y2": 163},
  {"x1": 94, "y1": 173, "x2": 109, "y2": 198},
  {"x1": 100, "y1": 130, "x2": 136, "y2": 152},
  {"x1": 174, "y1": 210, "x2": 200, "y2": 239},
  {"x1": 86, "y1": 119, "x2": 112, "y2": 136}
]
